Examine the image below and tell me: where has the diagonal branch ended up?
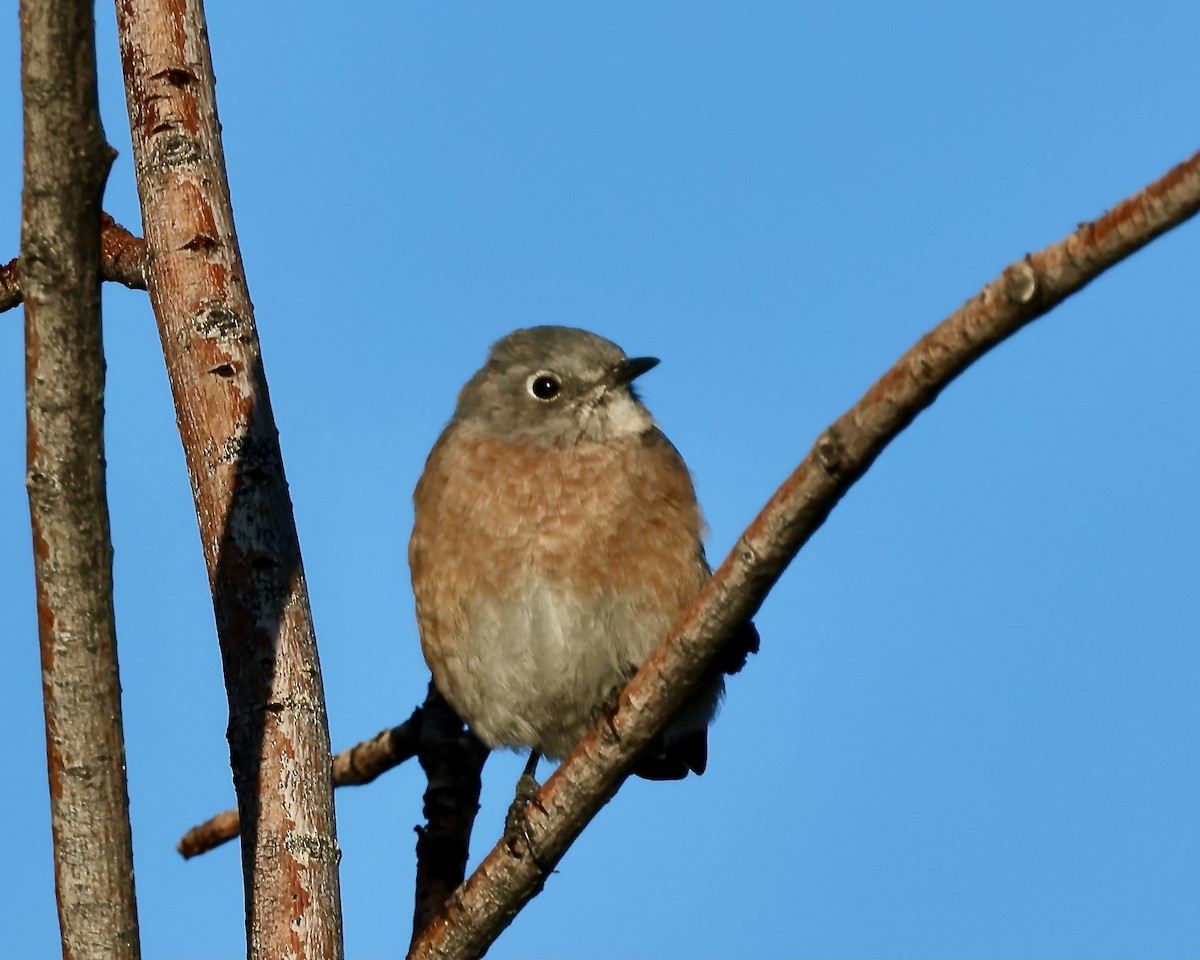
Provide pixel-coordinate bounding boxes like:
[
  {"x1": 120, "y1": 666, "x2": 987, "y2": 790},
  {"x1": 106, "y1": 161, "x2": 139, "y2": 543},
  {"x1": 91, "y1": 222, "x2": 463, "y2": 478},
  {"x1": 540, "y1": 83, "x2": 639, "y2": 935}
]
[
  {"x1": 408, "y1": 148, "x2": 1200, "y2": 960},
  {"x1": 114, "y1": 0, "x2": 343, "y2": 956},
  {"x1": 20, "y1": 0, "x2": 140, "y2": 956}
]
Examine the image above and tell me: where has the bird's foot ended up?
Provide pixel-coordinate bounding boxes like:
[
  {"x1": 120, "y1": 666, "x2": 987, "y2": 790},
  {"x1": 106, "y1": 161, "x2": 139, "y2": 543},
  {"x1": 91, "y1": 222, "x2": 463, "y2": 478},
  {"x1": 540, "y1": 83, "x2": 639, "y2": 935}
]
[
  {"x1": 600, "y1": 685, "x2": 624, "y2": 739},
  {"x1": 504, "y1": 771, "x2": 547, "y2": 864}
]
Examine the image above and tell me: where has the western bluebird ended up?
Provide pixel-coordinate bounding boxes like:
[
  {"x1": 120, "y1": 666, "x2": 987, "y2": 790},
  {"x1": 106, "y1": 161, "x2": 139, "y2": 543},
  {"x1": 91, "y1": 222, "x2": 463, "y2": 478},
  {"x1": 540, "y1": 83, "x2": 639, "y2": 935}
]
[{"x1": 409, "y1": 326, "x2": 757, "y2": 792}]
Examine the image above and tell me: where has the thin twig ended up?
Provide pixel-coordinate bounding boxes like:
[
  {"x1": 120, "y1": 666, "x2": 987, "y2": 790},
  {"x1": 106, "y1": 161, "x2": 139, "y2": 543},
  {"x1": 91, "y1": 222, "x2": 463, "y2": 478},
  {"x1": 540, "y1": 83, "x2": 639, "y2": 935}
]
[
  {"x1": 175, "y1": 810, "x2": 241, "y2": 861},
  {"x1": 334, "y1": 710, "x2": 424, "y2": 786},
  {"x1": 178, "y1": 710, "x2": 425, "y2": 859},
  {"x1": 98, "y1": 213, "x2": 148, "y2": 290},
  {"x1": 0, "y1": 257, "x2": 18, "y2": 311},
  {"x1": 407, "y1": 149, "x2": 1200, "y2": 960},
  {"x1": 1, "y1": 213, "x2": 146, "y2": 313}
]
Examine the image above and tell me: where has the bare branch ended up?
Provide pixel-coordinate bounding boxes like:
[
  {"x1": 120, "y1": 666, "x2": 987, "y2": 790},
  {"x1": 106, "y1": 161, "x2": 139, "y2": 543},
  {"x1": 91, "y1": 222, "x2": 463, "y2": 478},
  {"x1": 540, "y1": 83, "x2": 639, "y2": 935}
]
[
  {"x1": 114, "y1": 1, "x2": 343, "y2": 956},
  {"x1": 98, "y1": 213, "x2": 148, "y2": 290},
  {"x1": 20, "y1": 0, "x2": 140, "y2": 955},
  {"x1": 178, "y1": 709, "x2": 424, "y2": 859},
  {"x1": 175, "y1": 810, "x2": 242, "y2": 861},
  {"x1": 407, "y1": 149, "x2": 1200, "y2": 960},
  {"x1": 334, "y1": 711, "x2": 424, "y2": 786}
]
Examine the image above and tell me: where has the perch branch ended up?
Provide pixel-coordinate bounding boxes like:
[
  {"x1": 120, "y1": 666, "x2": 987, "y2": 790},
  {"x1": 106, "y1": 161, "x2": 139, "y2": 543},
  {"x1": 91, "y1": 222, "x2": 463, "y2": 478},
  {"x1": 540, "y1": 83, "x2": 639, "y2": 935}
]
[{"x1": 408, "y1": 148, "x2": 1200, "y2": 960}]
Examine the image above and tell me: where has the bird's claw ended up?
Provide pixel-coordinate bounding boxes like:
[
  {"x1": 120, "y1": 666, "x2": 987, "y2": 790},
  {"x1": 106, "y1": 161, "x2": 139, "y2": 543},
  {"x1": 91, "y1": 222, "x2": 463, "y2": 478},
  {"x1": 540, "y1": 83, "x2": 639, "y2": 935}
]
[{"x1": 504, "y1": 772, "x2": 547, "y2": 864}]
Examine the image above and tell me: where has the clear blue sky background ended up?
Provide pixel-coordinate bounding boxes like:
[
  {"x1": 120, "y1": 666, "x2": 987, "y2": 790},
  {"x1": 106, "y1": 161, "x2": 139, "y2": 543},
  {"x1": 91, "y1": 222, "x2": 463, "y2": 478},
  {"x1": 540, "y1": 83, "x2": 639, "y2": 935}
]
[{"x1": 2, "y1": 3, "x2": 1197, "y2": 958}]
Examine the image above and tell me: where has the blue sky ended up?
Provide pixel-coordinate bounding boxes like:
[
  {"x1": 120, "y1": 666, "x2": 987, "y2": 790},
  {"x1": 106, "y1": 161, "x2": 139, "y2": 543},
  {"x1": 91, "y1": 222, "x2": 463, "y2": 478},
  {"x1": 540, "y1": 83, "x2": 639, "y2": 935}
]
[{"x1": 2, "y1": 3, "x2": 1198, "y2": 957}]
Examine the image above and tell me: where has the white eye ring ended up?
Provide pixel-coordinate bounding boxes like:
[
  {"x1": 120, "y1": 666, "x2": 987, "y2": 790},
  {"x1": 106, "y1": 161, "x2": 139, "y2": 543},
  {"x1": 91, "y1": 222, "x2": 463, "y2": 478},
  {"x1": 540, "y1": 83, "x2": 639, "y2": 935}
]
[{"x1": 527, "y1": 371, "x2": 562, "y2": 402}]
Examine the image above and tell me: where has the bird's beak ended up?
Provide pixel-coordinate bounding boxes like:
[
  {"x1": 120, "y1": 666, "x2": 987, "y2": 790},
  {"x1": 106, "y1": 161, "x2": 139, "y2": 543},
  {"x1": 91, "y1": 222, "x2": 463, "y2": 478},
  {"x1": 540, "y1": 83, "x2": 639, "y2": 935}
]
[{"x1": 611, "y1": 356, "x2": 660, "y2": 386}]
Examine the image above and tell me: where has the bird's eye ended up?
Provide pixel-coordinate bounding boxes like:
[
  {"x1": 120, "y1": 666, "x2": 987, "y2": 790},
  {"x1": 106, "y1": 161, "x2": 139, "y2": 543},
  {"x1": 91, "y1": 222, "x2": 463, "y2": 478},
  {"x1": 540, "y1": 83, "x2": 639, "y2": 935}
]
[{"x1": 528, "y1": 372, "x2": 562, "y2": 401}]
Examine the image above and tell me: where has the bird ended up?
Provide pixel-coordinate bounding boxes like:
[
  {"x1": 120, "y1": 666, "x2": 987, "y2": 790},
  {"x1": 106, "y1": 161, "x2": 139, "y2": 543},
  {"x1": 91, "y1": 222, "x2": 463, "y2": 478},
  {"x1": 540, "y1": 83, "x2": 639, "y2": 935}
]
[{"x1": 408, "y1": 326, "x2": 757, "y2": 800}]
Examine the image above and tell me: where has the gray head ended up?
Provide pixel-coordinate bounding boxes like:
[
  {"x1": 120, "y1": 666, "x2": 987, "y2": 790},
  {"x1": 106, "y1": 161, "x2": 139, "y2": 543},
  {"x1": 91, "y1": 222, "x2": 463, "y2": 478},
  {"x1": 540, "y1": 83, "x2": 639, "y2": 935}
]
[{"x1": 452, "y1": 326, "x2": 660, "y2": 446}]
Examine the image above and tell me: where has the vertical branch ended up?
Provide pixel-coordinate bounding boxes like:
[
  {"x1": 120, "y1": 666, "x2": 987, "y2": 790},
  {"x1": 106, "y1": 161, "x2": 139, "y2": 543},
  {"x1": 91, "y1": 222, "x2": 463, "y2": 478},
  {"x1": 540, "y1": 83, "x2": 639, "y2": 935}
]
[
  {"x1": 20, "y1": 0, "x2": 140, "y2": 957},
  {"x1": 412, "y1": 686, "x2": 488, "y2": 946},
  {"x1": 113, "y1": 1, "x2": 344, "y2": 957}
]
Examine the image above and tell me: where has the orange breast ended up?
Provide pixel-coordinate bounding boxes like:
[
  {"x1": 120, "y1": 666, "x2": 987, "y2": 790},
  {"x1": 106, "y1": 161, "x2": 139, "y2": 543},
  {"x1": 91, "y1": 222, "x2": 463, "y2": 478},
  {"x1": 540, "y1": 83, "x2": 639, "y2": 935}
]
[{"x1": 409, "y1": 426, "x2": 710, "y2": 753}]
